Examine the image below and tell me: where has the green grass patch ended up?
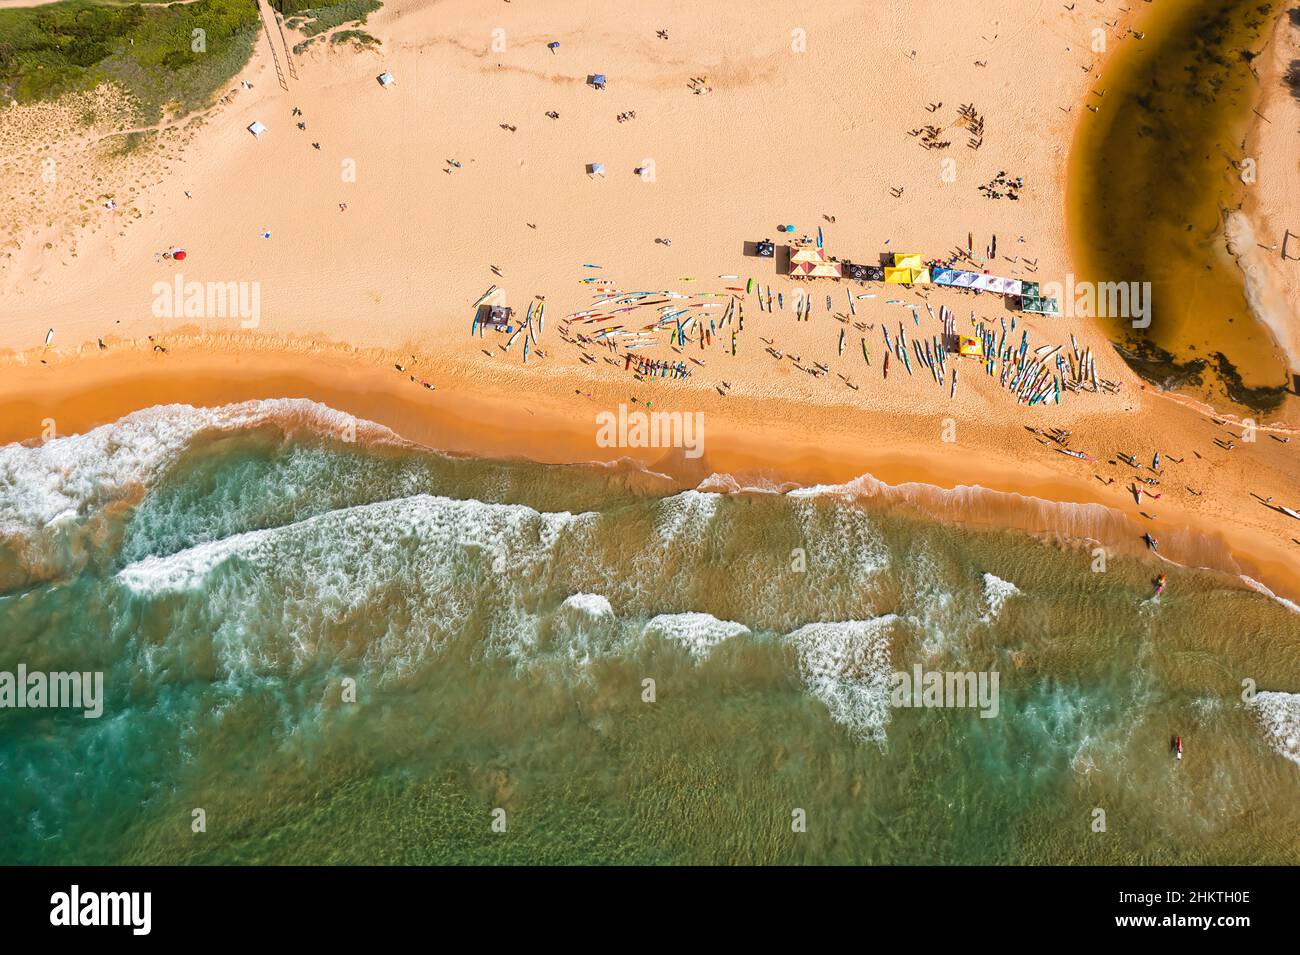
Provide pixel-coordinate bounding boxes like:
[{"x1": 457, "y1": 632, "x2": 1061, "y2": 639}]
[
  {"x1": 0, "y1": 0, "x2": 261, "y2": 122},
  {"x1": 281, "y1": 0, "x2": 381, "y2": 39},
  {"x1": 330, "y1": 29, "x2": 379, "y2": 47},
  {"x1": 107, "y1": 127, "x2": 156, "y2": 157}
]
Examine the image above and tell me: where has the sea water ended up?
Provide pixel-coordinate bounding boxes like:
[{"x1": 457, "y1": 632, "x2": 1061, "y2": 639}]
[{"x1": 1, "y1": 400, "x2": 1297, "y2": 864}]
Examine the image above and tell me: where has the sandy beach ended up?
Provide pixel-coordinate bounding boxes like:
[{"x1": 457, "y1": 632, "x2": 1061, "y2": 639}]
[
  {"x1": 1240, "y1": 4, "x2": 1300, "y2": 382},
  {"x1": 2, "y1": 0, "x2": 1298, "y2": 596}
]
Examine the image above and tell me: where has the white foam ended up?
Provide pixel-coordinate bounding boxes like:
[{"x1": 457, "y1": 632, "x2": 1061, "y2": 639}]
[
  {"x1": 981, "y1": 572, "x2": 1021, "y2": 622},
  {"x1": 642, "y1": 612, "x2": 749, "y2": 659},
  {"x1": 118, "y1": 531, "x2": 264, "y2": 593},
  {"x1": 1240, "y1": 576, "x2": 1300, "y2": 616},
  {"x1": 0, "y1": 398, "x2": 400, "y2": 542},
  {"x1": 791, "y1": 498, "x2": 890, "y2": 582},
  {"x1": 784, "y1": 617, "x2": 897, "y2": 744},
  {"x1": 694, "y1": 472, "x2": 793, "y2": 495},
  {"x1": 652, "y1": 489, "x2": 720, "y2": 542},
  {"x1": 1247, "y1": 691, "x2": 1300, "y2": 768},
  {"x1": 116, "y1": 493, "x2": 592, "y2": 679},
  {"x1": 559, "y1": 593, "x2": 614, "y2": 618}
]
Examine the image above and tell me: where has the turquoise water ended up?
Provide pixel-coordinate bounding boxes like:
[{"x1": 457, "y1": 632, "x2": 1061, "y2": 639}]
[{"x1": 1, "y1": 400, "x2": 1298, "y2": 864}]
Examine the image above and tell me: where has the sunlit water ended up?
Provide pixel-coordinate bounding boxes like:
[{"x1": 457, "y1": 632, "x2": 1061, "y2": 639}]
[{"x1": 1, "y1": 400, "x2": 1297, "y2": 864}]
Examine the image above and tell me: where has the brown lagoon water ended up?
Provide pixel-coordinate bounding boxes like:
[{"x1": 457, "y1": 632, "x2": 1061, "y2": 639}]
[
  {"x1": 1, "y1": 401, "x2": 1298, "y2": 864},
  {"x1": 1068, "y1": 0, "x2": 1290, "y2": 411}
]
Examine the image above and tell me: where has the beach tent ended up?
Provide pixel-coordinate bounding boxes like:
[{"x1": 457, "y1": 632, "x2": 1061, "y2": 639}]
[
  {"x1": 893, "y1": 252, "x2": 924, "y2": 270},
  {"x1": 958, "y1": 336, "x2": 985, "y2": 357},
  {"x1": 932, "y1": 267, "x2": 978, "y2": 288},
  {"x1": 1020, "y1": 295, "x2": 1060, "y2": 316},
  {"x1": 590, "y1": 74, "x2": 607, "y2": 90},
  {"x1": 247, "y1": 121, "x2": 267, "y2": 139},
  {"x1": 377, "y1": 71, "x2": 396, "y2": 88},
  {"x1": 788, "y1": 246, "x2": 843, "y2": 278},
  {"x1": 480, "y1": 305, "x2": 514, "y2": 329},
  {"x1": 884, "y1": 266, "x2": 912, "y2": 284},
  {"x1": 587, "y1": 162, "x2": 606, "y2": 177}
]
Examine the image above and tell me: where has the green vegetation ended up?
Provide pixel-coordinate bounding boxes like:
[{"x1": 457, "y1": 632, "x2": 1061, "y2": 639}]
[
  {"x1": 0, "y1": 0, "x2": 261, "y2": 121},
  {"x1": 277, "y1": 0, "x2": 381, "y2": 38},
  {"x1": 330, "y1": 29, "x2": 378, "y2": 47},
  {"x1": 108, "y1": 127, "x2": 156, "y2": 156}
]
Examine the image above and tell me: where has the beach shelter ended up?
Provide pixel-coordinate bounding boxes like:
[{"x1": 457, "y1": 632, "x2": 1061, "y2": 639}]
[
  {"x1": 788, "y1": 246, "x2": 842, "y2": 278},
  {"x1": 884, "y1": 266, "x2": 912, "y2": 284},
  {"x1": 173, "y1": 249, "x2": 187, "y2": 261},
  {"x1": 247, "y1": 121, "x2": 267, "y2": 139},
  {"x1": 377, "y1": 71, "x2": 396, "y2": 88},
  {"x1": 893, "y1": 252, "x2": 924, "y2": 270},
  {"x1": 590, "y1": 74, "x2": 607, "y2": 90},
  {"x1": 958, "y1": 336, "x2": 985, "y2": 357},
  {"x1": 587, "y1": 162, "x2": 606, "y2": 177},
  {"x1": 484, "y1": 305, "x2": 514, "y2": 328}
]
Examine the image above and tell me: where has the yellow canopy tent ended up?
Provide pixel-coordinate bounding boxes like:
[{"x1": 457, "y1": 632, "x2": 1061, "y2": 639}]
[
  {"x1": 893, "y1": 253, "x2": 924, "y2": 270},
  {"x1": 910, "y1": 267, "x2": 932, "y2": 285},
  {"x1": 884, "y1": 266, "x2": 912, "y2": 284},
  {"x1": 959, "y1": 336, "x2": 985, "y2": 357}
]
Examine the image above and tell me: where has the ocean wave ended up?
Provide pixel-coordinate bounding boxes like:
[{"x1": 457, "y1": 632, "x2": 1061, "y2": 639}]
[
  {"x1": 695, "y1": 472, "x2": 797, "y2": 495},
  {"x1": 652, "y1": 489, "x2": 720, "y2": 542},
  {"x1": 1, "y1": 399, "x2": 397, "y2": 531},
  {"x1": 559, "y1": 593, "x2": 614, "y2": 619},
  {"x1": 642, "y1": 612, "x2": 750, "y2": 660},
  {"x1": 784, "y1": 617, "x2": 898, "y2": 745},
  {"x1": 116, "y1": 493, "x2": 591, "y2": 679},
  {"x1": 981, "y1": 572, "x2": 1021, "y2": 622},
  {"x1": 1247, "y1": 691, "x2": 1300, "y2": 768},
  {"x1": 1240, "y1": 576, "x2": 1300, "y2": 616},
  {"x1": 0, "y1": 399, "x2": 404, "y2": 589}
]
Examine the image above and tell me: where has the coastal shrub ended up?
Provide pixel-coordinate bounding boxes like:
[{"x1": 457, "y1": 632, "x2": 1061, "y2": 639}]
[
  {"x1": 287, "y1": 0, "x2": 382, "y2": 38},
  {"x1": 0, "y1": 0, "x2": 260, "y2": 121},
  {"x1": 330, "y1": 29, "x2": 380, "y2": 47}
]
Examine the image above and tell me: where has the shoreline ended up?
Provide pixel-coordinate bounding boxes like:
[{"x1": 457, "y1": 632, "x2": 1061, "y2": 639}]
[{"x1": 6, "y1": 334, "x2": 1299, "y2": 606}]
